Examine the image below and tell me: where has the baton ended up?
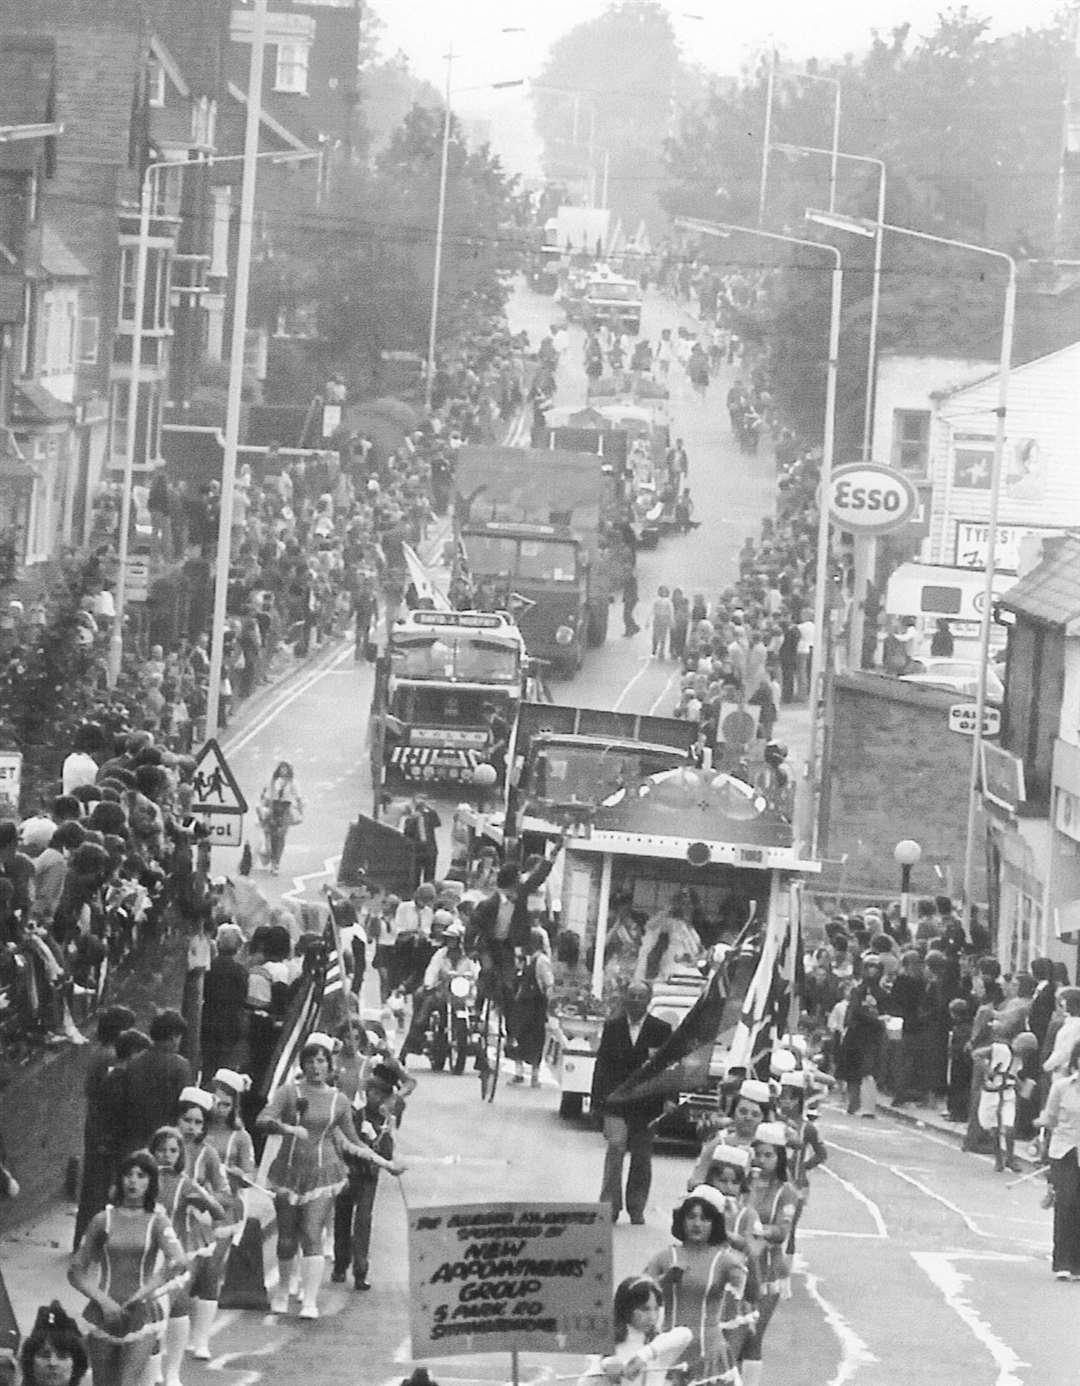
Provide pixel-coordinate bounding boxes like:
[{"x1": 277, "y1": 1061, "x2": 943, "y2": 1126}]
[{"x1": 1005, "y1": 1165, "x2": 1045, "y2": 1189}]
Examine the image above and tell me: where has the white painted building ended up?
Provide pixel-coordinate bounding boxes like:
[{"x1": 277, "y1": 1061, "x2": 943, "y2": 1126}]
[
  {"x1": 870, "y1": 352, "x2": 992, "y2": 479},
  {"x1": 927, "y1": 340, "x2": 1080, "y2": 578}
]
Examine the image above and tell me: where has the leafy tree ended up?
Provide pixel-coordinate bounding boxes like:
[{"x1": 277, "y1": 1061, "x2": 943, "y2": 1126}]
[
  {"x1": 664, "y1": 9, "x2": 1071, "y2": 452},
  {"x1": 534, "y1": 1, "x2": 703, "y2": 236}
]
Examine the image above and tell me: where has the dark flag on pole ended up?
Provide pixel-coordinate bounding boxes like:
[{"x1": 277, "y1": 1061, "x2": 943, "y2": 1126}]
[{"x1": 605, "y1": 923, "x2": 762, "y2": 1112}]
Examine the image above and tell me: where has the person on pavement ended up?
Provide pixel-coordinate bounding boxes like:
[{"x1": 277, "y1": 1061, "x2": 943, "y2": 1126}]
[
  {"x1": 591, "y1": 981, "x2": 672, "y2": 1225},
  {"x1": 120, "y1": 1010, "x2": 192, "y2": 1154},
  {"x1": 1037, "y1": 1039, "x2": 1080, "y2": 1280}
]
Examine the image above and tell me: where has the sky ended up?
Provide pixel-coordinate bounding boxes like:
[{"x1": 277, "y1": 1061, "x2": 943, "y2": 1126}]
[{"x1": 371, "y1": 0, "x2": 1064, "y2": 178}]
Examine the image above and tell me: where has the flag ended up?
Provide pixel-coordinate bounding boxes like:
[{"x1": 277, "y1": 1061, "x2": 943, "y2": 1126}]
[
  {"x1": 606, "y1": 920, "x2": 762, "y2": 1111},
  {"x1": 726, "y1": 901, "x2": 799, "y2": 1079}
]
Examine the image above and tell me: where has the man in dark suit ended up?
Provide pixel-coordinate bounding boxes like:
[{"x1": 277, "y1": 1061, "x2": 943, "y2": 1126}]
[
  {"x1": 591, "y1": 981, "x2": 672, "y2": 1224},
  {"x1": 120, "y1": 1009, "x2": 192, "y2": 1152}
]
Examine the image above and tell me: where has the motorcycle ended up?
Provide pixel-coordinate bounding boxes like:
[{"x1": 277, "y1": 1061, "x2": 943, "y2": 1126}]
[{"x1": 423, "y1": 973, "x2": 482, "y2": 1075}]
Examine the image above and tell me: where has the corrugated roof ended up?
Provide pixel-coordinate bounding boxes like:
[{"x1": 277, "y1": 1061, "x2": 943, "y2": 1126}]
[{"x1": 999, "y1": 533, "x2": 1080, "y2": 626}]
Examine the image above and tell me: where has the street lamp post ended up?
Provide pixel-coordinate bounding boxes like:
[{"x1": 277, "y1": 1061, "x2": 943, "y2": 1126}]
[
  {"x1": 804, "y1": 210, "x2": 1016, "y2": 914},
  {"x1": 894, "y1": 838, "x2": 923, "y2": 934},
  {"x1": 205, "y1": 0, "x2": 268, "y2": 738},
  {"x1": 759, "y1": 61, "x2": 841, "y2": 226},
  {"x1": 675, "y1": 215, "x2": 842, "y2": 859},
  {"x1": 424, "y1": 56, "x2": 524, "y2": 414},
  {"x1": 108, "y1": 137, "x2": 321, "y2": 693}
]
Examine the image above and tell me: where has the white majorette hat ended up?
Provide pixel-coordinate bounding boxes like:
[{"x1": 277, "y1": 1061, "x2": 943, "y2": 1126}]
[
  {"x1": 681, "y1": 1185, "x2": 728, "y2": 1218},
  {"x1": 738, "y1": 1079, "x2": 772, "y2": 1107},
  {"x1": 178, "y1": 1085, "x2": 214, "y2": 1113},
  {"x1": 770, "y1": 1048, "x2": 798, "y2": 1076},
  {"x1": 212, "y1": 1068, "x2": 252, "y2": 1095},
  {"x1": 779, "y1": 1069, "x2": 809, "y2": 1090},
  {"x1": 708, "y1": 1144, "x2": 751, "y2": 1171},
  {"x1": 753, "y1": 1121, "x2": 789, "y2": 1148},
  {"x1": 304, "y1": 1032, "x2": 338, "y2": 1055}
]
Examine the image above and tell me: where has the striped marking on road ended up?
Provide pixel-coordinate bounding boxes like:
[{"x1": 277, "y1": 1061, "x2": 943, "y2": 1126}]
[
  {"x1": 794, "y1": 1253, "x2": 879, "y2": 1385},
  {"x1": 818, "y1": 1163, "x2": 888, "y2": 1238},
  {"x1": 911, "y1": 1252, "x2": 1030, "y2": 1386}
]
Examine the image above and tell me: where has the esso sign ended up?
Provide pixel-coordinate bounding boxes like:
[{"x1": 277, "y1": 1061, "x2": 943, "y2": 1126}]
[{"x1": 827, "y1": 463, "x2": 918, "y2": 535}]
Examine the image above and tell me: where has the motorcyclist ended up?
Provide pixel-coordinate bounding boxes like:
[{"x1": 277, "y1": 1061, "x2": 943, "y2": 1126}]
[{"x1": 399, "y1": 921, "x2": 479, "y2": 1062}]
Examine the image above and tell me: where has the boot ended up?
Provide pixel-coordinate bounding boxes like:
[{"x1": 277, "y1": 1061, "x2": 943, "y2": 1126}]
[
  {"x1": 741, "y1": 1361, "x2": 763, "y2": 1386},
  {"x1": 993, "y1": 1139, "x2": 1005, "y2": 1173},
  {"x1": 162, "y1": 1316, "x2": 190, "y2": 1386},
  {"x1": 270, "y1": 1258, "x2": 295, "y2": 1314},
  {"x1": 1004, "y1": 1133, "x2": 1022, "y2": 1174},
  {"x1": 187, "y1": 1299, "x2": 216, "y2": 1361},
  {"x1": 299, "y1": 1254, "x2": 325, "y2": 1320}
]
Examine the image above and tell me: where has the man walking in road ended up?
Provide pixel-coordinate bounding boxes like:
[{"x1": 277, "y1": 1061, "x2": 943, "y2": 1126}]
[{"x1": 591, "y1": 982, "x2": 672, "y2": 1224}]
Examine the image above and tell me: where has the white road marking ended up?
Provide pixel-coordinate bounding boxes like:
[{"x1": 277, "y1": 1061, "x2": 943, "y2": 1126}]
[
  {"x1": 647, "y1": 666, "x2": 682, "y2": 716},
  {"x1": 911, "y1": 1252, "x2": 1029, "y2": 1386},
  {"x1": 794, "y1": 1253, "x2": 878, "y2": 1385},
  {"x1": 223, "y1": 643, "x2": 353, "y2": 759},
  {"x1": 798, "y1": 1229, "x2": 888, "y2": 1240},
  {"x1": 817, "y1": 1164, "x2": 888, "y2": 1238},
  {"x1": 611, "y1": 654, "x2": 655, "y2": 711},
  {"x1": 281, "y1": 853, "x2": 342, "y2": 906},
  {"x1": 829, "y1": 1140, "x2": 988, "y2": 1238}
]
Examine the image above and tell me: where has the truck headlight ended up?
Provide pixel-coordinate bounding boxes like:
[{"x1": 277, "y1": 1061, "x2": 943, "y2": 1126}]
[{"x1": 555, "y1": 625, "x2": 574, "y2": 645}]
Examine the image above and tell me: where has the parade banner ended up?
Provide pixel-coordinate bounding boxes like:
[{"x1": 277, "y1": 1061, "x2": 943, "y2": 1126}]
[{"x1": 407, "y1": 1201, "x2": 612, "y2": 1359}]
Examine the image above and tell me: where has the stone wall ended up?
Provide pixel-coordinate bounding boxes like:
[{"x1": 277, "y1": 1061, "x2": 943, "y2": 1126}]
[{"x1": 822, "y1": 671, "x2": 986, "y2": 900}]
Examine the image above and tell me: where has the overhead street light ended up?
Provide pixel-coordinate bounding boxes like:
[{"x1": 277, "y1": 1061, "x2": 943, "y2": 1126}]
[
  {"x1": 807, "y1": 208, "x2": 1016, "y2": 917},
  {"x1": 759, "y1": 58, "x2": 841, "y2": 226},
  {"x1": 676, "y1": 215, "x2": 842, "y2": 859},
  {"x1": 424, "y1": 47, "x2": 524, "y2": 413}
]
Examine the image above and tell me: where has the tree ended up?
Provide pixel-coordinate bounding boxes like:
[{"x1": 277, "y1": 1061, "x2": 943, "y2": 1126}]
[
  {"x1": 664, "y1": 9, "x2": 1071, "y2": 451},
  {"x1": 534, "y1": 1, "x2": 703, "y2": 236},
  {"x1": 254, "y1": 104, "x2": 529, "y2": 398}
]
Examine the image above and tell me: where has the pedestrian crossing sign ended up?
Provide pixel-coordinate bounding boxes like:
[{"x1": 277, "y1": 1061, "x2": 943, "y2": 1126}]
[{"x1": 191, "y1": 738, "x2": 248, "y2": 815}]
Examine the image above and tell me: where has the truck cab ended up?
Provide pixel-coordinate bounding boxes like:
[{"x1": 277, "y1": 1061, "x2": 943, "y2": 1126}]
[{"x1": 583, "y1": 267, "x2": 643, "y2": 335}]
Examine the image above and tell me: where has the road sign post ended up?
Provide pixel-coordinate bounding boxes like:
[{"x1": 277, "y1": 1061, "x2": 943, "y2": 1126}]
[{"x1": 191, "y1": 738, "x2": 248, "y2": 853}]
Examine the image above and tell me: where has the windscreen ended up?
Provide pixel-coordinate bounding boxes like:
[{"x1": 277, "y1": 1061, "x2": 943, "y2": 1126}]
[
  {"x1": 466, "y1": 534, "x2": 579, "y2": 584},
  {"x1": 390, "y1": 633, "x2": 521, "y2": 683},
  {"x1": 527, "y1": 743, "x2": 686, "y2": 805},
  {"x1": 390, "y1": 686, "x2": 513, "y2": 725},
  {"x1": 588, "y1": 281, "x2": 638, "y2": 301}
]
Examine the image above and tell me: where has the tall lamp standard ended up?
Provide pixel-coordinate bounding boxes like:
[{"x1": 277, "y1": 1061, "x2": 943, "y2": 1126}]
[
  {"x1": 424, "y1": 40, "x2": 524, "y2": 413},
  {"x1": 894, "y1": 838, "x2": 922, "y2": 935},
  {"x1": 675, "y1": 215, "x2": 842, "y2": 858},
  {"x1": 804, "y1": 210, "x2": 1016, "y2": 915},
  {"x1": 758, "y1": 57, "x2": 841, "y2": 226}
]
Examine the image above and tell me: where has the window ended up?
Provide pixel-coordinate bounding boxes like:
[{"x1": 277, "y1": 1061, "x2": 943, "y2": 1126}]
[
  {"x1": 110, "y1": 381, "x2": 131, "y2": 456},
  {"x1": 147, "y1": 57, "x2": 165, "y2": 108},
  {"x1": 891, "y1": 409, "x2": 931, "y2": 474},
  {"x1": 151, "y1": 164, "x2": 183, "y2": 220},
  {"x1": 78, "y1": 315, "x2": 100, "y2": 365},
  {"x1": 118, "y1": 246, "x2": 137, "y2": 323},
  {"x1": 274, "y1": 41, "x2": 310, "y2": 94}
]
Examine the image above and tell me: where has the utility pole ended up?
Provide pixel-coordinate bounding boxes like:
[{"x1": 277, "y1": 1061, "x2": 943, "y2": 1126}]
[{"x1": 205, "y1": 0, "x2": 267, "y2": 737}]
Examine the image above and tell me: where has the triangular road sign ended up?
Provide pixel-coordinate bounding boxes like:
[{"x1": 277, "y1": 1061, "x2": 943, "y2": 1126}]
[{"x1": 191, "y1": 738, "x2": 248, "y2": 815}]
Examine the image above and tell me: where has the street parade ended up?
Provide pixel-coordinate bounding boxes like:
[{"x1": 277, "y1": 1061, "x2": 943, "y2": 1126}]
[{"x1": 0, "y1": 2, "x2": 1078, "y2": 1385}]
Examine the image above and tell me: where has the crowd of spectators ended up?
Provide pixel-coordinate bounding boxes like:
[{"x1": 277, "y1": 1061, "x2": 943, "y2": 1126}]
[
  {"x1": 798, "y1": 896, "x2": 1077, "y2": 1153},
  {"x1": 0, "y1": 317, "x2": 532, "y2": 1052}
]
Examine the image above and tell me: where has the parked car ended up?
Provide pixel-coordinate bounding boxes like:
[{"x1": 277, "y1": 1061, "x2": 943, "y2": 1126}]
[{"x1": 899, "y1": 658, "x2": 1005, "y2": 703}]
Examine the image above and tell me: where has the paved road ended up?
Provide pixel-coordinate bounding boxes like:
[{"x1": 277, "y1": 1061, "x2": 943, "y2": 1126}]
[{"x1": 7, "y1": 284, "x2": 1075, "y2": 1383}]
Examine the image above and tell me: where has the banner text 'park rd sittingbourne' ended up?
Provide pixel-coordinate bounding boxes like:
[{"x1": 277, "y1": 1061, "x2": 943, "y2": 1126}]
[{"x1": 408, "y1": 1202, "x2": 613, "y2": 1359}]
